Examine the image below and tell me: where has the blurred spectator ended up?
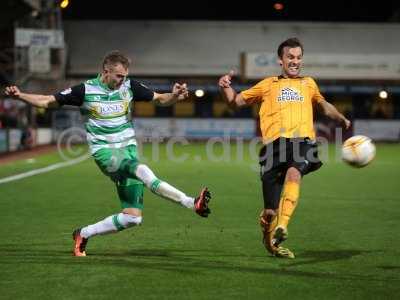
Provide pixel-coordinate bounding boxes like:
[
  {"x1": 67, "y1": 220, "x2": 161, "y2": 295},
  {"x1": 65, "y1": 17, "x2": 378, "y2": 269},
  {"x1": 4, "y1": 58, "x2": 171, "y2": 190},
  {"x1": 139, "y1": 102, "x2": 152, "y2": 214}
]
[
  {"x1": 373, "y1": 106, "x2": 386, "y2": 119},
  {"x1": 221, "y1": 106, "x2": 235, "y2": 118},
  {"x1": 352, "y1": 95, "x2": 372, "y2": 119},
  {"x1": 155, "y1": 105, "x2": 173, "y2": 117},
  {"x1": 393, "y1": 96, "x2": 400, "y2": 119},
  {"x1": 372, "y1": 100, "x2": 392, "y2": 119},
  {"x1": 19, "y1": 126, "x2": 35, "y2": 150},
  {"x1": 195, "y1": 97, "x2": 213, "y2": 117},
  {"x1": 0, "y1": 98, "x2": 27, "y2": 127}
]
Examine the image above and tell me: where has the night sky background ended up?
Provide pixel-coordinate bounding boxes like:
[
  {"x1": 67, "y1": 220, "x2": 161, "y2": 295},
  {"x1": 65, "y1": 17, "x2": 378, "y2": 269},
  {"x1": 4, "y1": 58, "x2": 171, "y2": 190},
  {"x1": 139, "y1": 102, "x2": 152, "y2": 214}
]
[{"x1": 61, "y1": 0, "x2": 400, "y2": 23}]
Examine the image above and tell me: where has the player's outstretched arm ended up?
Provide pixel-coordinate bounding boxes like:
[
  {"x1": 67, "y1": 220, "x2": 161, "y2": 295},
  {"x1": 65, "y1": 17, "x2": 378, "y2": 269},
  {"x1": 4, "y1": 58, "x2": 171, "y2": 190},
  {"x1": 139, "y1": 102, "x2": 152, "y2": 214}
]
[
  {"x1": 4, "y1": 85, "x2": 58, "y2": 109},
  {"x1": 153, "y1": 83, "x2": 189, "y2": 106},
  {"x1": 318, "y1": 99, "x2": 351, "y2": 129},
  {"x1": 218, "y1": 71, "x2": 247, "y2": 108}
]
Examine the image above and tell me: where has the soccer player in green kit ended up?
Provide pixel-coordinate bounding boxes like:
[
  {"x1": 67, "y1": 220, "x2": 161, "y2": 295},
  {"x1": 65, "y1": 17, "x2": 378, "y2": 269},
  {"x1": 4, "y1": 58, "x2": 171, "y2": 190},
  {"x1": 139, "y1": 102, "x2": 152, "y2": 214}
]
[{"x1": 5, "y1": 51, "x2": 211, "y2": 256}]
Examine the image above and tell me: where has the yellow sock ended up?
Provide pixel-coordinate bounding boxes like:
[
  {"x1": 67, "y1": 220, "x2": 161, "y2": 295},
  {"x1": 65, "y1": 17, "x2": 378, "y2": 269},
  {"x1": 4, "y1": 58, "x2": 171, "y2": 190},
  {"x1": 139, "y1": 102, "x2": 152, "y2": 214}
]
[{"x1": 277, "y1": 181, "x2": 300, "y2": 229}]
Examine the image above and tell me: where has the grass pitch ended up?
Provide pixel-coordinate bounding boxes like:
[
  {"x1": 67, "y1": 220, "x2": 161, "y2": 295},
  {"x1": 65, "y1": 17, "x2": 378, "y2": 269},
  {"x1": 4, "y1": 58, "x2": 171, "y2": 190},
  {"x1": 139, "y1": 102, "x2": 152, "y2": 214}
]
[{"x1": 0, "y1": 143, "x2": 399, "y2": 299}]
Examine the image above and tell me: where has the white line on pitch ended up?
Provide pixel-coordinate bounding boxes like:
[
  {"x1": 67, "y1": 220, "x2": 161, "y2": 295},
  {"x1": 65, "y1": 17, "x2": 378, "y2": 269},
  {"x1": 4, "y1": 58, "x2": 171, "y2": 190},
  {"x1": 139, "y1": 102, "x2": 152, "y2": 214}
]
[{"x1": 0, "y1": 155, "x2": 88, "y2": 185}]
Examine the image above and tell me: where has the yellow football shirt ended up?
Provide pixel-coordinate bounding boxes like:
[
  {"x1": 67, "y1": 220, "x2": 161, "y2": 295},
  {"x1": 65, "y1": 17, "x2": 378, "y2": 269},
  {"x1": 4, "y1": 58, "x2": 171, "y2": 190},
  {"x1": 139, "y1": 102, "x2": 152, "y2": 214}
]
[{"x1": 241, "y1": 76, "x2": 324, "y2": 143}]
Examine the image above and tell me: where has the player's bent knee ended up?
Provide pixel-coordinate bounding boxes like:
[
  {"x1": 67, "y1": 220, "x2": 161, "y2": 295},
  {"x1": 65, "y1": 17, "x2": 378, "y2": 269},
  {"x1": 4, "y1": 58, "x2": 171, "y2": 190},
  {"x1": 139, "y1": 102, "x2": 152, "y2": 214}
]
[
  {"x1": 135, "y1": 164, "x2": 157, "y2": 187},
  {"x1": 286, "y1": 167, "x2": 301, "y2": 182},
  {"x1": 127, "y1": 215, "x2": 142, "y2": 227},
  {"x1": 119, "y1": 213, "x2": 143, "y2": 228}
]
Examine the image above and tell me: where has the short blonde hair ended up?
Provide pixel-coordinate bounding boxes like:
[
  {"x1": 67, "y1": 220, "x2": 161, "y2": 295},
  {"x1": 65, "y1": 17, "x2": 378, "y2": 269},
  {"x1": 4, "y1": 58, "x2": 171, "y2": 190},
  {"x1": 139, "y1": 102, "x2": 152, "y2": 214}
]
[{"x1": 102, "y1": 50, "x2": 131, "y2": 70}]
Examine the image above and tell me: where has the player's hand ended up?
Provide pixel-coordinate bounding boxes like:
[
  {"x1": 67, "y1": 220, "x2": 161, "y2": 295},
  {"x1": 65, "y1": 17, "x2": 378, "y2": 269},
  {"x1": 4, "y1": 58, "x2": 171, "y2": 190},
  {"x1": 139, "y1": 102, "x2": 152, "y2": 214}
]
[
  {"x1": 218, "y1": 70, "x2": 235, "y2": 89},
  {"x1": 343, "y1": 118, "x2": 351, "y2": 130},
  {"x1": 4, "y1": 85, "x2": 21, "y2": 99},
  {"x1": 172, "y1": 83, "x2": 189, "y2": 101}
]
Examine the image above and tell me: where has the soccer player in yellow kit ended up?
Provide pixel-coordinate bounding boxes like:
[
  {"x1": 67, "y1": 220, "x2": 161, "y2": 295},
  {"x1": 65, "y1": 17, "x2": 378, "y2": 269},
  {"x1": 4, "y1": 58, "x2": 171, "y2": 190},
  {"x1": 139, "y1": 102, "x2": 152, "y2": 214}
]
[{"x1": 218, "y1": 38, "x2": 350, "y2": 258}]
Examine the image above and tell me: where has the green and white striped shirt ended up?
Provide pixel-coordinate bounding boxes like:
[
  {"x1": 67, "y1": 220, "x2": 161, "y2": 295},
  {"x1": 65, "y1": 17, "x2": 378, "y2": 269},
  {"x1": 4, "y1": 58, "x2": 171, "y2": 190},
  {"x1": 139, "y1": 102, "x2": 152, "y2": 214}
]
[{"x1": 55, "y1": 75, "x2": 154, "y2": 154}]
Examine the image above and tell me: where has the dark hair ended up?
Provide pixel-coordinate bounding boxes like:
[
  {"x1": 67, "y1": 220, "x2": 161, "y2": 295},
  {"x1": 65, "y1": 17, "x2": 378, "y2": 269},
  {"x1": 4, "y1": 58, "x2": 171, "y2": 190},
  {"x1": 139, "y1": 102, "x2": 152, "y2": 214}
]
[
  {"x1": 277, "y1": 38, "x2": 304, "y2": 58},
  {"x1": 102, "y1": 50, "x2": 131, "y2": 70}
]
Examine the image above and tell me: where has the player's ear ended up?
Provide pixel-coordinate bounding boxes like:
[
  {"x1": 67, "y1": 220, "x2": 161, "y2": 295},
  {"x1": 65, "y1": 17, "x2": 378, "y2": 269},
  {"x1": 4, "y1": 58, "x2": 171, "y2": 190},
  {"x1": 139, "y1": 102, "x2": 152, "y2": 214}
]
[
  {"x1": 277, "y1": 58, "x2": 283, "y2": 66},
  {"x1": 103, "y1": 67, "x2": 110, "y2": 75}
]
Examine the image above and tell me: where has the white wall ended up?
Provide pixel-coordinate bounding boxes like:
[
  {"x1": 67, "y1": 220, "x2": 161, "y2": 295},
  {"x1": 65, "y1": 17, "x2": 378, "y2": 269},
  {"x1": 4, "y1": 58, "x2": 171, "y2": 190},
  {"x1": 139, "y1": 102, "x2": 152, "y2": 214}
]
[{"x1": 64, "y1": 21, "x2": 400, "y2": 76}]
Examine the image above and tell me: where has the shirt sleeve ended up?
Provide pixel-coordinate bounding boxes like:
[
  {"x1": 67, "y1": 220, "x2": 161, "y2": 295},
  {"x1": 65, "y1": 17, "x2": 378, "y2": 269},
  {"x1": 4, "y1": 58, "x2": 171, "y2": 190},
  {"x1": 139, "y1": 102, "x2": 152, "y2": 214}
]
[
  {"x1": 241, "y1": 79, "x2": 268, "y2": 105},
  {"x1": 309, "y1": 78, "x2": 325, "y2": 104},
  {"x1": 130, "y1": 79, "x2": 154, "y2": 102},
  {"x1": 54, "y1": 84, "x2": 85, "y2": 107}
]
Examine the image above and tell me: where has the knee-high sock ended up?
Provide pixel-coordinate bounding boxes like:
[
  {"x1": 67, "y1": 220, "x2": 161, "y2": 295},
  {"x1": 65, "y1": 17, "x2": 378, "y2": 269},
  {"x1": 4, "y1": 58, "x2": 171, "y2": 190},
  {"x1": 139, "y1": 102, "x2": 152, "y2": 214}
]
[
  {"x1": 80, "y1": 213, "x2": 142, "y2": 239},
  {"x1": 277, "y1": 181, "x2": 300, "y2": 229},
  {"x1": 134, "y1": 164, "x2": 194, "y2": 209}
]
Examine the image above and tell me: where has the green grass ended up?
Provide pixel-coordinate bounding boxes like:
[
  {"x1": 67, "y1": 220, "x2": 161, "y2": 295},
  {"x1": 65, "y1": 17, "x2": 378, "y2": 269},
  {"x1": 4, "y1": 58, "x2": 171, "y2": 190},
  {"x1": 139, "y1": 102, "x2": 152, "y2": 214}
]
[{"x1": 0, "y1": 143, "x2": 399, "y2": 299}]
